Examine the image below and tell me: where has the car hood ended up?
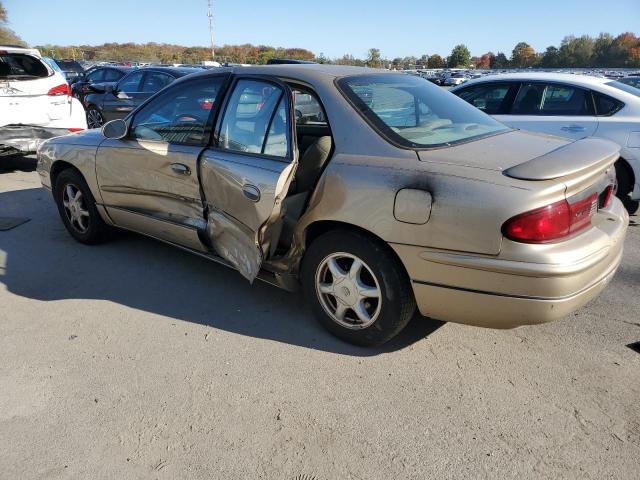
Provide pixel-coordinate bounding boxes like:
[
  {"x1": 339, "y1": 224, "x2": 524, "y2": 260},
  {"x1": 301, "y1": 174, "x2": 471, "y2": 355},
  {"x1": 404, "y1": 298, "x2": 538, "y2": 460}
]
[{"x1": 417, "y1": 130, "x2": 571, "y2": 173}]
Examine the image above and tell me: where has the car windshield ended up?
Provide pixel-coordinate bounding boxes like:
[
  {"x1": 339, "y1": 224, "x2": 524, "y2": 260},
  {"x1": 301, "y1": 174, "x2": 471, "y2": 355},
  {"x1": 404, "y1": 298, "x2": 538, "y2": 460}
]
[
  {"x1": 0, "y1": 53, "x2": 49, "y2": 79},
  {"x1": 338, "y1": 74, "x2": 509, "y2": 148},
  {"x1": 606, "y1": 81, "x2": 640, "y2": 98}
]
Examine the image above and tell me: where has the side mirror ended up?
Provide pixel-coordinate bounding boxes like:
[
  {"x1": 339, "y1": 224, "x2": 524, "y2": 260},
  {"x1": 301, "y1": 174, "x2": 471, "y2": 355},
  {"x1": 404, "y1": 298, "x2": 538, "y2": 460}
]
[
  {"x1": 101, "y1": 119, "x2": 127, "y2": 140},
  {"x1": 116, "y1": 90, "x2": 130, "y2": 100},
  {"x1": 89, "y1": 83, "x2": 109, "y2": 93}
]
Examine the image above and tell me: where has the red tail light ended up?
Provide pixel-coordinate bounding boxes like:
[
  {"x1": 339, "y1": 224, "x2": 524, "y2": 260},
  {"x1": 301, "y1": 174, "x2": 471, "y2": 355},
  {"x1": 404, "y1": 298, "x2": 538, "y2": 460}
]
[
  {"x1": 47, "y1": 84, "x2": 71, "y2": 96},
  {"x1": 503, "y1": 193, "x2": 598, "y2": 243},
  {"x1": 68, "y1": 128, "x2": 84, "y2": 133}
]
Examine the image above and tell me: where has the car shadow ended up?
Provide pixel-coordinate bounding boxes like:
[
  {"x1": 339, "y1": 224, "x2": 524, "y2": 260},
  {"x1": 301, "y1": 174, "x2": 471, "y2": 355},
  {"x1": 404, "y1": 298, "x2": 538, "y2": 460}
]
[
  {"x1": 0, "y1": 154, "x2": 37, "y2": 173},
  {"x1": 0, "y1": 186, "x2": 444, "y2": 356}
]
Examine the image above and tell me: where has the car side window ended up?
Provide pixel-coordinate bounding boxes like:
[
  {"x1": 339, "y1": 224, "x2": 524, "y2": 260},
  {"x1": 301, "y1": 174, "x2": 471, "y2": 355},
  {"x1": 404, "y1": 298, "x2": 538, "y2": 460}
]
[
  {"x1": 456, "y1": 83, "x2": 513, "y2": 114},
  {"x1": 86, "y1": 69, "x2": 104, "y2": 83},
  {"x1": 142, "y1": 72, "x2": 173, "y2": 93},
  {"x1": 130, "y1": 76, "x2": 225, "y2": 145},
  {"x1": 512, "y1": 83, "x2": 594, "y2": 116},
  {"x1": 511, "y1": 83, "x2": 545, "y2": 114},
  {"x1": 218, "y1": 79, "x2": 290, "y2": 158},
  {"x1": 103, "y1": 69, "x2": 123, "y2": 82},
  {"x1": 293, "y1": 90, "x2": 326, "y2": 124},
  {"x1": 117, "y1": 71, "x2": 144, "y2": 94},
  {"x1": 592, "y1": 91, "x2": 624, "y2": 116}
]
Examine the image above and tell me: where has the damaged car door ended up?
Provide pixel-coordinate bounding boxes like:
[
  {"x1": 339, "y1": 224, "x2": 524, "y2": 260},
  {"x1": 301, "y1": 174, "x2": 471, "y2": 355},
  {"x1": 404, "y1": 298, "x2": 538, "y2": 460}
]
[
  {"x1": 95, "y1": 75, "x2": 229, "y2": 250},
  {"x1": 200, "y1": 77, "x2": 298, "y2": 281}
]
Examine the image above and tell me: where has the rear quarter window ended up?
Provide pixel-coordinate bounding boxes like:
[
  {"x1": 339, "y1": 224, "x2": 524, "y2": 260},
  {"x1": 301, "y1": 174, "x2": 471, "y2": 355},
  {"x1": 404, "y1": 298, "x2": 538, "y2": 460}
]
[{"x1": 592, "y1": 91, "x2": 624, "y2": 116}]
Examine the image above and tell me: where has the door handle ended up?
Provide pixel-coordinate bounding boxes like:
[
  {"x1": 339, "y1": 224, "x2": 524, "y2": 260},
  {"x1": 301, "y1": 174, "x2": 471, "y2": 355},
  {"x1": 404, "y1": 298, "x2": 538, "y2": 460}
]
[
  {"x1": 242, "y1": 184, "x2": 261, "y2": 202},
  {"x1": 560, "y1": 125, "x2": 586, "y2": 132},
  {"x1": 170, "y1": 163, "x2": 191, "y2": 175}
]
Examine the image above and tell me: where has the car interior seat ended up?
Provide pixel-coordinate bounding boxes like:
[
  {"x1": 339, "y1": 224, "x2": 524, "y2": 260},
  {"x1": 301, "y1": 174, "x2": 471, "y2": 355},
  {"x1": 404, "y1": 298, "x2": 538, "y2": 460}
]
[{"x1": 275, "y1": 136, "x2": 333, "y2": 253}]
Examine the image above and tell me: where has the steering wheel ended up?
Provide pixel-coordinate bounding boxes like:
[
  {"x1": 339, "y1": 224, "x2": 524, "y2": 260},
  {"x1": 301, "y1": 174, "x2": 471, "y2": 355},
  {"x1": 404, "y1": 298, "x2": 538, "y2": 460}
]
[{"x1": 172, "y1": 112, "x2": 206, "y2": 124}]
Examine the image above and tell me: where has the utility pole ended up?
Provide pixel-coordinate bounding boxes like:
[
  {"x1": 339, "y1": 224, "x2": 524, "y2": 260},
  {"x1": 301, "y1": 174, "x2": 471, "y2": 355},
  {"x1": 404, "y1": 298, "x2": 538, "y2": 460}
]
[{"x1": 207, "y1": 0, "x2": 215, "y2": 60}]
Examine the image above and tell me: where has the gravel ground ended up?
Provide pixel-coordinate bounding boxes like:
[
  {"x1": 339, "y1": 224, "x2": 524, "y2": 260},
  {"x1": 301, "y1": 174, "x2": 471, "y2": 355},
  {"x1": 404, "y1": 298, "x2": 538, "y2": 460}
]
[{"x1": 1, "y1": 158, "x2": 639, "y2": 480}]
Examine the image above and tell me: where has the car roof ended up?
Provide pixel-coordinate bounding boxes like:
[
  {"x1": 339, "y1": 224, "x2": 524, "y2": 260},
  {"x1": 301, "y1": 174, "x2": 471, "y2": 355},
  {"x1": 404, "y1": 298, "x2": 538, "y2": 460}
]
[
  {"x1": 120, "y1": 66, "x2": 198, "y2": 78},
  {"x1": 184, "y1": 64, "x2": 395, "y2": 84},
  {"x1": 0, "y1": 45, "x2": 42, "y2": 57},
  {"x1": 454, "y1": 72, "x2": 612, "y2": 90}
]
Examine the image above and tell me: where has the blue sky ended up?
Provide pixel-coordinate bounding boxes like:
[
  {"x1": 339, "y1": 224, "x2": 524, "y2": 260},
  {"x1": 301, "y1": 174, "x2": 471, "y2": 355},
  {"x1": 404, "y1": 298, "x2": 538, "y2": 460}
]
[{"x1": 4, "y1": 0, "x2": 639, "y2": 58}]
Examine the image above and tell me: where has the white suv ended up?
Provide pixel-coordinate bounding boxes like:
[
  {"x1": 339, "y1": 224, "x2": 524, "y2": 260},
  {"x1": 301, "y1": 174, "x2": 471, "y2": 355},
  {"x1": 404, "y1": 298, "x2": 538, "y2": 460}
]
[{"x1": 0, "y1": 46, "x2": 86, "y2": 157}]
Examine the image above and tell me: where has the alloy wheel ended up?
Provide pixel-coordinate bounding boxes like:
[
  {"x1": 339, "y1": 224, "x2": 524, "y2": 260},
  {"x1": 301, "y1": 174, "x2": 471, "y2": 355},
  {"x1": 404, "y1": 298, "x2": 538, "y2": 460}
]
[
  {"x1": 315, "y1": 252, "x2": 382, "y2": 329},
  {"x1": 62, "y1": 183, "x2": 90, "y2": 234},
  {"x1": 87, "y1": 109, "x2": 104, "y2": 129}
]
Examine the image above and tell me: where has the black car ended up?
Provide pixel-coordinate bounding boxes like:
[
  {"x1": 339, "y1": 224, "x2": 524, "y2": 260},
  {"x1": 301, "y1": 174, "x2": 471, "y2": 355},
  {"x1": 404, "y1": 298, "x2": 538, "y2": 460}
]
[
  {"x1": 53, "y1": 59, "x2": 85, "y2": 84},
  {"x1": 83, "y1": 67, "x2": 198, "y2": 128},
  {"x1": 71, "y1": 66, "x2": 133, "y2": 104}
]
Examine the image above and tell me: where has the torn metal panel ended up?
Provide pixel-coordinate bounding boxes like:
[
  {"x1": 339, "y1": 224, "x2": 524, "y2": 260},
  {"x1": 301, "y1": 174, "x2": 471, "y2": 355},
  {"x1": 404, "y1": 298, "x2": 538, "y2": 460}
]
[
  {"x1": 0, "y1": 125, "x2": 70, "y2": 154},
  {"x1": 199, "y1": 148, "x2": 298, "y2": 283},
  {"x1": 206, "y1": 208, "x2": 262, "y2": 281}
]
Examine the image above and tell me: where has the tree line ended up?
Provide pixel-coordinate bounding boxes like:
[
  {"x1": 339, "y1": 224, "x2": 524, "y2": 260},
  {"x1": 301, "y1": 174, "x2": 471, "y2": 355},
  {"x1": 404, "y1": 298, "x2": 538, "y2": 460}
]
[
  {"x1": 380, "y1": 33, "x2": 640, "y2": 70},
  {"x1": 21, "y1": 33, "x2": 640, "y2": 70}
]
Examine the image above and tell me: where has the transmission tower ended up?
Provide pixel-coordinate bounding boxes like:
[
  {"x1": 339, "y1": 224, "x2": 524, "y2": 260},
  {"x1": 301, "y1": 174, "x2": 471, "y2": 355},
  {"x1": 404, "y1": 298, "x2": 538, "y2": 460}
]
[{"x1": 207, "y1": 0, "x2": 215, "y2": 59}]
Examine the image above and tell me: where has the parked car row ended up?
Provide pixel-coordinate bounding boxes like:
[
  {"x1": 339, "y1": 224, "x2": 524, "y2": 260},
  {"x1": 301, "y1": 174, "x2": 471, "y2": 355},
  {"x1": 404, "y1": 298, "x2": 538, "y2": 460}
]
[{"x1": 36, "y1": 65, "x2": 628, "y2": 347}]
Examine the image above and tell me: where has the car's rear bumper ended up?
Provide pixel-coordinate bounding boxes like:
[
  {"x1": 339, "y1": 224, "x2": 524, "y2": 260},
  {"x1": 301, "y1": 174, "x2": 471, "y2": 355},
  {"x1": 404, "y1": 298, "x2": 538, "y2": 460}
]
[
  {"x1": 391, "y1": 199, "x2": 629, "y2": 328},
  {"x1": 0, "y1": 125, "x2": 74, "y2": 155}
]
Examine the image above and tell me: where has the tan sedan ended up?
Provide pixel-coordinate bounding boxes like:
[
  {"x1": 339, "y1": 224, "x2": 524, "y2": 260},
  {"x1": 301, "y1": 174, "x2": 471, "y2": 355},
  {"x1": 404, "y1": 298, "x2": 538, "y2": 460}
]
[{"x1": 37, "y1": 65, "x2": 628, "y2": 346}]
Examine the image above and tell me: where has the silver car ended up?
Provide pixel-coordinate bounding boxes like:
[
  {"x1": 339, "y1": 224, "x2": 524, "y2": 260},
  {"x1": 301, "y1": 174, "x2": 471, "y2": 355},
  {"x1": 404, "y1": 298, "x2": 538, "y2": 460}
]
[{"x1": 37, "y1": 65, "x2": 628, "y2": 346}]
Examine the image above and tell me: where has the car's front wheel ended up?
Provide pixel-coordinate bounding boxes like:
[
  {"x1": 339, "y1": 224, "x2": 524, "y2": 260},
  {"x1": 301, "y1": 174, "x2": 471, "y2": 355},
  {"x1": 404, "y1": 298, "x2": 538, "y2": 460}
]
[
  {"x1": 301, "y1": 229, "x2": 416, "y2": 346},
  {"x1": 54, "y1": 169, "x2": 111, "y2": 244},
  {"x1": 86, "y1": 106, "x2": 104, "y2": 129}
]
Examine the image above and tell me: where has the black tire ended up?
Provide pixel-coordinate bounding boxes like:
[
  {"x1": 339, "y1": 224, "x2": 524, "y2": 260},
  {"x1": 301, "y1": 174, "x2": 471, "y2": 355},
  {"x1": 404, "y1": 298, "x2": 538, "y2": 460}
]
[
  {"x1": 301, "y1": 229, "x2": 416, "y2": 346},
  {"x1": 86, "y1": 105, "x2": 104, "y2": 129},
  {"x1": 615, "y1": 160, "x2": 639, "y2": 214},
  {"x1": 54, "y1": 168, "x2": 111, "y2": 245}
]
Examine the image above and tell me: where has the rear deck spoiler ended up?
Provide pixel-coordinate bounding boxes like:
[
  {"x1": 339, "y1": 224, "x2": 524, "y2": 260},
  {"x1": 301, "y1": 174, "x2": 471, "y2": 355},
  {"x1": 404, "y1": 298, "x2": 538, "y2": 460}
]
[{"x1": 503, "y1": 138, "x2": 620, "y2": 181}]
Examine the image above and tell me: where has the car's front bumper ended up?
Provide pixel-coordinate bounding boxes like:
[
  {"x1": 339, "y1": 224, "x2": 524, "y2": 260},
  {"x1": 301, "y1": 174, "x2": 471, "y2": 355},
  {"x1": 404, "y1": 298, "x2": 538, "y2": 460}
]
[
  {"x1": 391, "y1": 199, "x2": 629, "y2": 328},
  {"x1": 0, "y1": 125, "x2": 73, "y2": 156}
]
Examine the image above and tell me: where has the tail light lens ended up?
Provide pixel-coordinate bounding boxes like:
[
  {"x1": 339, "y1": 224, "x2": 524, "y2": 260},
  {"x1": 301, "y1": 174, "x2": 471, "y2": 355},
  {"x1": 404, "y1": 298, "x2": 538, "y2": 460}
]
[
  {"x1": 48, "y1": 84, "x2": 71, "y2": 96},
  {"x1": 68, "y1": 128, "x2": 84, "y2": 133},
  {"x1": 503, "y1": 193, "x2": 598, "y2": 243}
]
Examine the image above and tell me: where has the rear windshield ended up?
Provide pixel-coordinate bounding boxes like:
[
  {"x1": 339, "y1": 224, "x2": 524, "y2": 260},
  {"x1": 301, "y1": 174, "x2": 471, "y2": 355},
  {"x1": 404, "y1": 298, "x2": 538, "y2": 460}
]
[
  {"x1": 54, "y1": 60, "x2": 84, "y2": 72},
  {"x1": 338, "y1": 74, "x2": 509, "y2": 148},
  {"x1": 606, "y1": 81, "x2": 640, "y2": 98},
  {"x1": 0, "y1": 54, "x2": 49, "y2": 79}
]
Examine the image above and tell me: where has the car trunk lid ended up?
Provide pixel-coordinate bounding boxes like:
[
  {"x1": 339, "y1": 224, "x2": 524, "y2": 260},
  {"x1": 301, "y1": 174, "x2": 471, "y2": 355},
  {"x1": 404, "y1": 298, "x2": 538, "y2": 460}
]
[{"x1": 502, "y1": 137, "x2": 619, "y2": 181}]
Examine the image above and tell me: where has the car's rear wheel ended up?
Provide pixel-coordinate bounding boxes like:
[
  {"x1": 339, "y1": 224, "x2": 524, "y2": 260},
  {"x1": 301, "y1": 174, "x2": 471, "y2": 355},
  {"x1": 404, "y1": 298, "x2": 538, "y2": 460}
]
[
  {"x1": 54, "y1": 169, "x2": 111, "y2": 244},
  {"x1": 615, "y1": 161, "x2": 639, "y2": 214},
  {"x1": 301, "y1": 229, "x2": 416, "y2": 346},
  {"x1": 86, "y1": 106, "x2": 104, "y2": 129}
]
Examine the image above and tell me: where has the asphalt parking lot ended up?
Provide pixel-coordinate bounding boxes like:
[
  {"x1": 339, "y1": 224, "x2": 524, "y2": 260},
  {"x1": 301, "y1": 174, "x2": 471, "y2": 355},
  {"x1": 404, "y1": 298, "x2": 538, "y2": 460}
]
[{"x1": 1, "y1": 157, "x2": 639, "y2": 479}]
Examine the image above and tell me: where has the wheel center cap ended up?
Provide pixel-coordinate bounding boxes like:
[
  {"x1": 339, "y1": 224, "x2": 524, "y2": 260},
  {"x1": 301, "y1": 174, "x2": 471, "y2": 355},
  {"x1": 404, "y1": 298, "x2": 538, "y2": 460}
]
[{"x1": 334, "y1": 280, "x2": 357, "y2": 306}]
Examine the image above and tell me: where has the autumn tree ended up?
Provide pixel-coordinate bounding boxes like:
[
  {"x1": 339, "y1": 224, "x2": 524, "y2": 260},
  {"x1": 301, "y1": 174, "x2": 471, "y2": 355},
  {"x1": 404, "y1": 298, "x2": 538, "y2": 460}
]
[
  {"x1": 427, "y1": 54, "x2": 446, "y2": 68},
  {"x1": 475, "y1": 52, "x2": 495, "y2": 69},
  {"x1": 511, "y1": 42, "x2": 536, "y2": 67},
  {"x1": 448, "y1": 44, "x2": 471, "y2": 68},
  {"x1": 0, "y1": 1, "x2": 25, "y2": 46}
]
